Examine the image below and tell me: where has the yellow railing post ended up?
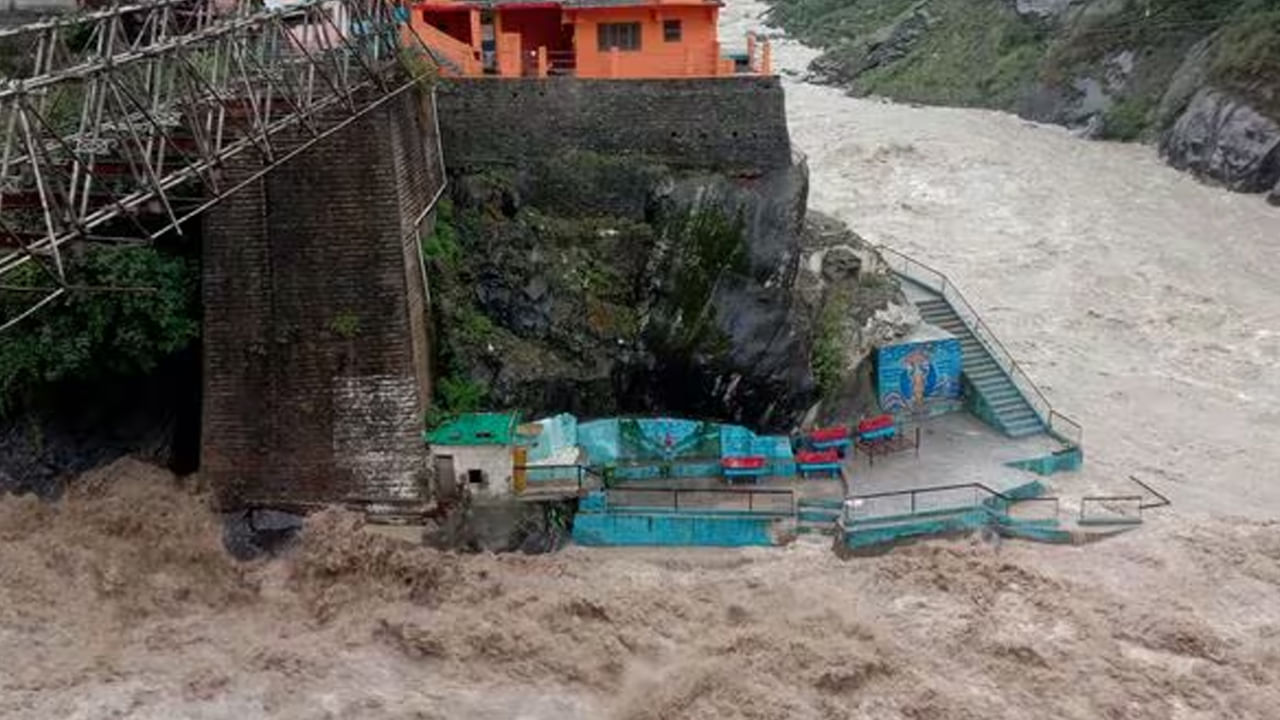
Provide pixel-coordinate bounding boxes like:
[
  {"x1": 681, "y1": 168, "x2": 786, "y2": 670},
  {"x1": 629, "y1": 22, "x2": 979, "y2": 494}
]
[
  {"x1": 513, "y1": 447, "x2": 528, "y2": 494},
  {"x1": 538, "y1": 46, "x2": 548, "y2": 77}
]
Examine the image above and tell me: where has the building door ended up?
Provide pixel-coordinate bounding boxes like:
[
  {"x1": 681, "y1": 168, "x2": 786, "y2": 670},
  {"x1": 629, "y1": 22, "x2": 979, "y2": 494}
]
[
  {"x1": 480, "y1": 11, "x2": 496, "y2": 73},
  {"x1": 433, "y1": 454, "x2": 456, "y2": 500}
]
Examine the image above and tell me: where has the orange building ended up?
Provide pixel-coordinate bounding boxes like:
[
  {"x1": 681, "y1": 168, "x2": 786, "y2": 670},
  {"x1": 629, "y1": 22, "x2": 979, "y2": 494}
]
[{"x1": 407, "y1": 0, "x2": 771, "y2": 78}]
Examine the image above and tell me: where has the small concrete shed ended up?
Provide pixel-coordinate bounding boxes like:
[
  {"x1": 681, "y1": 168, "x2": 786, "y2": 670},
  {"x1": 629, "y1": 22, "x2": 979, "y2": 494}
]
[{"x1": 425, "y1": 412, "x2": 519, "y2": 498}]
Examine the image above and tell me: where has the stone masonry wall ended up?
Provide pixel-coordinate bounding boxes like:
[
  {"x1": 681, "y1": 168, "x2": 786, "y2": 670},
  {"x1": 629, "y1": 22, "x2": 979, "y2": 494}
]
[
  {"x1": 202, "y1": 86, "x2": 443, "y2": 510},
  {"x1": 435, "y1": 76, "x2": 792, "y2": 174}
]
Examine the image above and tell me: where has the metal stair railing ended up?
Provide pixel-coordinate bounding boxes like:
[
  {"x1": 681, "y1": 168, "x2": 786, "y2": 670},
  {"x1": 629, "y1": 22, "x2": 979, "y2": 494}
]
[{"x1": 875, "y1": 244, "x2": 1083, "y2": 447}]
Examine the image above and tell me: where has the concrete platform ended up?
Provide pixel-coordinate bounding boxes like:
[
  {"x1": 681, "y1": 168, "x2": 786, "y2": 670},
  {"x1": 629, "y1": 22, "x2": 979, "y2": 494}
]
[
  {"x1": 580, "y1": 411, "x2": 1066, "y2": 527},
  {"x1": 845, "y1": 412, "x2": 1062, "y2": 519},
  {"x1": 850, "y1": 413, "x2": 1059, "y2": 494}
]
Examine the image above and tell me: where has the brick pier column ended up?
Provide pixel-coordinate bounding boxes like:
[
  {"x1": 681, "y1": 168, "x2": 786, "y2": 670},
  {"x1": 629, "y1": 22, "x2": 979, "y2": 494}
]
[{"x1": 202, "y1": 86, "x2": 441, "y2": 511}]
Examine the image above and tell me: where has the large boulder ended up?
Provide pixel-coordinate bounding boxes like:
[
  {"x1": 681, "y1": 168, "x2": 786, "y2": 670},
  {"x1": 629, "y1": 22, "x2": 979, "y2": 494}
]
[
  {"x1": 793, "y1": 212, "x2": 916, "y2": 425},
  {"x1": 1160, "y1": 88, "x2": 1280, "y2": 193},
  {"x1": 1010, "y1": 0, "x2": 1078, "y2": 20}
]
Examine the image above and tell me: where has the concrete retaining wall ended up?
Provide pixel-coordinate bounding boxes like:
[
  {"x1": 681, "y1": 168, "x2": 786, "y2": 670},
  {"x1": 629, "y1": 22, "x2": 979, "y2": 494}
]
[
  {"x1": 202, "y1": 87, "x2": 443, "y2": 509},
  {"x1": 435, "y1": 76, "x2": 792, "y2": 174},
  {"x1": 573, "y1": 512, "x2": 782, "y2": 546}
]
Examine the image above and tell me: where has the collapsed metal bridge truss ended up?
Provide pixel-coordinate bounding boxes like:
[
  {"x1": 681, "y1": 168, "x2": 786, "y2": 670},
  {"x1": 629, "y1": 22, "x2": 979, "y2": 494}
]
[{"x1": 0, "y1": 0, "x2": 436, "y2": 330}]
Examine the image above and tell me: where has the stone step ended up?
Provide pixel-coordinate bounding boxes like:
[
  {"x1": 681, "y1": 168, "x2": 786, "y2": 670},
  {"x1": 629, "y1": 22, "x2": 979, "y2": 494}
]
[
  {"x1": 998, "y1": 409, "x2": 1041, "y2": 427},
  {"x1": 966, "y1": 368, "x2": 1007, "y2": 384},
  {"x1": 990, "y1": 395, "x2": 1032, "y2": 411},
  {"x1": 1004, "y1": 420, "x2": 1046, "y2": 438}
]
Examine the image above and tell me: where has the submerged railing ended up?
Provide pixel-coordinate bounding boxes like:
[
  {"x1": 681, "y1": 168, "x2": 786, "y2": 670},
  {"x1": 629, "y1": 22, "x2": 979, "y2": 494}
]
[
  {"x1": 875, "y1": 245, "x2": 1084, "y2": 447},
  {"x1": 1078, "y1": 475, "x2": 1171, "y2": 525}
]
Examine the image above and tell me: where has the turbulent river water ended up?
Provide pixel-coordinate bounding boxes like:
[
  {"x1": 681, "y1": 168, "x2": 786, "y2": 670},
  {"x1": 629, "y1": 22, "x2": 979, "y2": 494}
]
[
  {"x1": 722, "y1": 0, "x2": 1280, "y2": 518},
  {"x1": 2, "y1": 6, "x2": 1279, "y2": 720}
]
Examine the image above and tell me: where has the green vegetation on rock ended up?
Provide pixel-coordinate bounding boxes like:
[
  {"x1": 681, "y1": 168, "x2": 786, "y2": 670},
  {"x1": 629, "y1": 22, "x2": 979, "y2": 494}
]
[
  {"x1": 768, "y1": 0, "x2": 1280, "y2": 140},
  {"x1": 1209, "y1": 9, "x2": 1280, "y2": 119},
  {"x1": 811, "y1": 289, "x2": 848, "y2": 399},
  {"x1": 656, "y1": 202, "x2": 748, "y2": 353},
  {"x1": 861, "y1": 1, "x2": 1045, "y2": 109}
]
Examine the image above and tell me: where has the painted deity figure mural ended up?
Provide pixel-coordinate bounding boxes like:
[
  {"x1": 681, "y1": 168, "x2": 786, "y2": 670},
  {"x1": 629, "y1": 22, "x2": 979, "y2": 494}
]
[{"x1": 876, "y1": 336, "x2": 963, "y2": 415}]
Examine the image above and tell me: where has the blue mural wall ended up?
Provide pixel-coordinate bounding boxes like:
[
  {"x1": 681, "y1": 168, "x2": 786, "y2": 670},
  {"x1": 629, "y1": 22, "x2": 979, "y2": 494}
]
[
  {"x1": 571, "y1": 417, "x2": 793, "y2": 474},
  {"x1": 877, "y1": 336, "x2": 963, "y2": 415},
  {"x1": 573, "y1": 512, "x2": 780, "y2": 546}
]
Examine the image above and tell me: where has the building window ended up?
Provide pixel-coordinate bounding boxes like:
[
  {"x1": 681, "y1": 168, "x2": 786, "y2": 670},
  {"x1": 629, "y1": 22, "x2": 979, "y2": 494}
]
[
  {"x1": 598, "y1": 22, "x2": 641, "y2": 51},
  {"x1": 663, "y1": 20, "x2": 681, "y2": 42},
  {"x1": 467, "y1": 469, "x2": 486, "y2": 485}
]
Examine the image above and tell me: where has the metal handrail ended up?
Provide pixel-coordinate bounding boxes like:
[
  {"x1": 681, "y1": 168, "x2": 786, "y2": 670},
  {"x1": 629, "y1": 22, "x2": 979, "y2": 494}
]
[
  {"x1": 517, "y1": 463, "x2": 602, "y2": 493},
  {"x1": 875, "y1": 244, "x2": 1083, "y2": 447},
  {"x1": 1079, "y1": 495, "x2": 1144, "y2": 523},
  {"x1": 607, "y1": 486, "x2": 795, "y2": 515},
  {"x1": 1129, "y1": 475, "x2": 1171, "y2": 510},
  {"x1": 843, "y1": 481, "x2": 1059, "y2": 524}
]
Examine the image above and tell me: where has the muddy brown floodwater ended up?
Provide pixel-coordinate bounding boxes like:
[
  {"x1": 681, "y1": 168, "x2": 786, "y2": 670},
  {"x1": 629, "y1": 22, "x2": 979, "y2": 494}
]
[
  {"x1": 4, "y1": 4, "x2": 1280, "y2": 718},
  {"x1": 2, "y1": 458, "x2": 1279, "y2": 719}
]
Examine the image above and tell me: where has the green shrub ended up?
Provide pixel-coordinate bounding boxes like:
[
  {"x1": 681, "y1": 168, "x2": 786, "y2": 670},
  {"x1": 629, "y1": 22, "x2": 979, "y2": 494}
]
[
  {"x1": 0, "y1": 246, "x2": 199, "y2": 416},
  {"x1": 424, "y1": 374, "x2": 489, "y2": 429},
  {"x1": 422, "y1": 198, "x2": 461, "y2": 269},
  {"x1": 811, "y1": 292, "x2": 847, "y2": 399},
  {"x1": 1101, "y1": 95, "x2": 1156, "y2": 141}
]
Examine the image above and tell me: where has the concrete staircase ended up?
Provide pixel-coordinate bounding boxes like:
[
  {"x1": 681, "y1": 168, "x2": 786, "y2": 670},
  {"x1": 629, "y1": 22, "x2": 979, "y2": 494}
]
[{"x1": 915, "y1": 296, "x2": 1046, "y2": 438}]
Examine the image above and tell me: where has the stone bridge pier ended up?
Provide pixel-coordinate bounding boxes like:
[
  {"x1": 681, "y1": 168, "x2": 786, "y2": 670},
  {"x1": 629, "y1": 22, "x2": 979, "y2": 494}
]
[{"x1": 201, "y1": 86, "x2": 442, "y2": 512}]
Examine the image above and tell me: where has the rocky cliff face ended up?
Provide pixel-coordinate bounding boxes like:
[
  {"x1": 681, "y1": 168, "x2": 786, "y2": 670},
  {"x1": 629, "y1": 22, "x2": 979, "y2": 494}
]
[
  {"x1": 767, "y1": 0, "x2": 1280, "y2": 199},
  {"x1": 1160, "y1": 88, "x2": 1280, "y2": 194},
  {"x1": 425, "y1": 151, "x2": 908, "y2": 432}
]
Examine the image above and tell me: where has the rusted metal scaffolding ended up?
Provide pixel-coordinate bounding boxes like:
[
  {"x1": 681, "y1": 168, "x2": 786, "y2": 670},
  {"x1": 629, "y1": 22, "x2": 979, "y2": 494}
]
[{"x1": 0, "y1": 0, "x2": 436, "y2": 330}]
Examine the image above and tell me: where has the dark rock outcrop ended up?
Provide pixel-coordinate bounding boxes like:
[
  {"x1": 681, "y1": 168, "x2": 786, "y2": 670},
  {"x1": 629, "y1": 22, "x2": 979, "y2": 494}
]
[
  {"x1": 769, "y1": 0, "x2": 1280, "y2": 199},
  {"x1": 0, "y1": 350, "x2": 201, "y2": 498},
  {"x1": 1161, "y1": 88, "x2": 1280, "y2": 193},
  {"x1": 809, "y1": 4, "x2": 933, "y2": 87},
  {"x1": 428, "y1": 152, "x2": 907, "y2": 432},
  {"x1": 793, "y1": 212, "x2": 916, "y2": 425}
]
